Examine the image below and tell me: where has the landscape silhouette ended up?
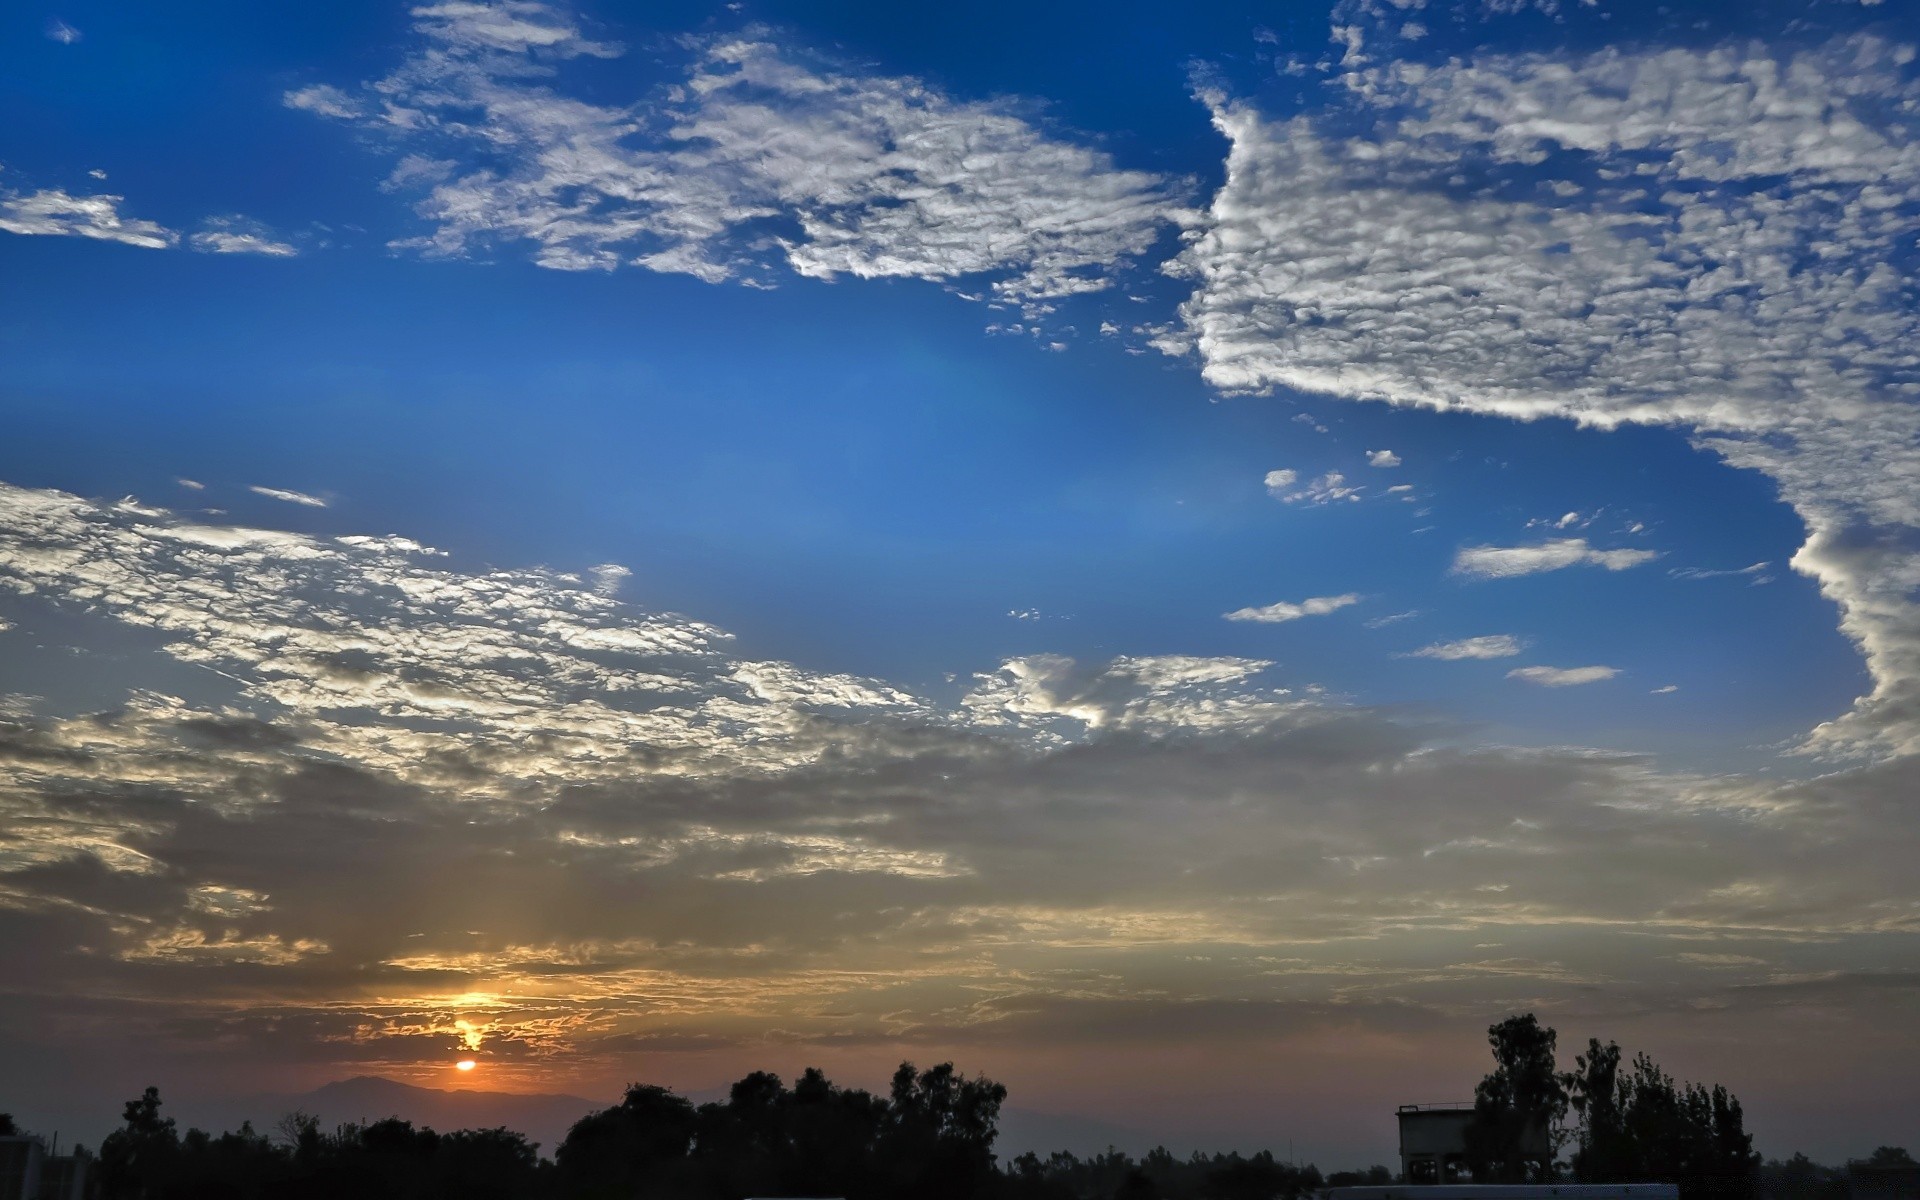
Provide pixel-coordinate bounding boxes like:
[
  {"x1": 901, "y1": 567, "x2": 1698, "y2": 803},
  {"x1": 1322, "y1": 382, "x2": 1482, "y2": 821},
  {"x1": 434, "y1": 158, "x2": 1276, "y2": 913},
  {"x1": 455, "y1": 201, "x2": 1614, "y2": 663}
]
[{"x1": 10, "y1": 1014, "x2": 1908, "y2": 1200}]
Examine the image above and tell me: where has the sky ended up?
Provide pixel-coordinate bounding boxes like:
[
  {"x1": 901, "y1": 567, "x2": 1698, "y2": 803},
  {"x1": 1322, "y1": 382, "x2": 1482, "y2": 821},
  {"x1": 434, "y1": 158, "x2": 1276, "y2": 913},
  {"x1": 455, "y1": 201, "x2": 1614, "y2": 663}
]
[{"x1": 2, "y1": 0, "x2": 1918, "y2": 1167}]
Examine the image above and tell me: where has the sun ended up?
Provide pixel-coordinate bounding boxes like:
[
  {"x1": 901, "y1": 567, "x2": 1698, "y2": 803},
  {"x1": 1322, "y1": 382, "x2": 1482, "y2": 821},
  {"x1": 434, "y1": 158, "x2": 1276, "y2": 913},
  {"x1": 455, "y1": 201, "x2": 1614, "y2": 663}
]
[{"x1": 455, "y1": 1059, "x2": 476, "y2": 1072}]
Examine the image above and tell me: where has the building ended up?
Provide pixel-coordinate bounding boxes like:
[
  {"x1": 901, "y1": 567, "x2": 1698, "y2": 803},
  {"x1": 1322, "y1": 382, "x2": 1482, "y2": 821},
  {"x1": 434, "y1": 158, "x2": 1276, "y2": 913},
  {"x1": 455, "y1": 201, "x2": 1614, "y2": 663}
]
[
  {"x1": 0, "y1": 1136, "x2": 89, "y2": 1200},
  {"x1": 1396, "y1": 1103, "x2": 1554, "y2": 1184}
]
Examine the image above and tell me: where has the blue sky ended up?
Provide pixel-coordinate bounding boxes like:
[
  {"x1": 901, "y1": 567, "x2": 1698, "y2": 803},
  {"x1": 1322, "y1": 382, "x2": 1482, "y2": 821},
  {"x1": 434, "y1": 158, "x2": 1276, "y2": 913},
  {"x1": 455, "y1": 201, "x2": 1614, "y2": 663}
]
[{"x1": 3, "y1": 0, "x2": 1918, "y2": 1165}]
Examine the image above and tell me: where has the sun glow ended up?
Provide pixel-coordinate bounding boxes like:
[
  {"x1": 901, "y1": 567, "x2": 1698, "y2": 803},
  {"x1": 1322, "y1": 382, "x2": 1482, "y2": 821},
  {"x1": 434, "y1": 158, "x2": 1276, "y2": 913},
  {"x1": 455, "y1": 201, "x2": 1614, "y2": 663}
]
[{"x1": 455, "y1": 1059, "x2": 476, "y2": 1072}]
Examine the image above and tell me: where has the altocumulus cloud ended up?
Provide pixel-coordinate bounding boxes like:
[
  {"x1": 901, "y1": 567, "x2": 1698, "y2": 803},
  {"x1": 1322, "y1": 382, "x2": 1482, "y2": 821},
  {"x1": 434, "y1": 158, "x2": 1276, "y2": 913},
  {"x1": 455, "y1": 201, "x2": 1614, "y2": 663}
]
[
  {"x1": 4, "y1": 479, "x2": 1917, "y2": 1080},
  {"x1": 284, "y1": 1, "x2": 1186, "y2": 311},
  {"x1": 1166, "y1": 6, "x2": 1920, "y2": 755}
]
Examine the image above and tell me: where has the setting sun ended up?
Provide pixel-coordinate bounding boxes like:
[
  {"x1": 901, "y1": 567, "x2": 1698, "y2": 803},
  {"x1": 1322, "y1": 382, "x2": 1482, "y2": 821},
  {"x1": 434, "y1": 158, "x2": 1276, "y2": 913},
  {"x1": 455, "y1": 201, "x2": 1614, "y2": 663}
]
[{"x1": 454, "y1": 1060, "x2": 476, "y2": 1072}]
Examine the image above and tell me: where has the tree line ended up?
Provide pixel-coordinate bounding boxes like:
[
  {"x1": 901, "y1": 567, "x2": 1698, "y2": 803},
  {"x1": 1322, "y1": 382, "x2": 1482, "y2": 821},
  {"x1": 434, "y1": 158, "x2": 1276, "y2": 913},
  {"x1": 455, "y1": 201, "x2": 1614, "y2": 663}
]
[
  {"x1": 1459, "y1": 1014, "x2": 1762, "y2": 1196},
  {"x1": 3, "y1": 1064, "x2": 1370, "y2": 1200},
  {"x1": 1454, "y1": 1014, "x2": 1901, "y2": 1199},
  {"x1": 5, "y1": 1014, "x2": 1908, "y2": 1200}
]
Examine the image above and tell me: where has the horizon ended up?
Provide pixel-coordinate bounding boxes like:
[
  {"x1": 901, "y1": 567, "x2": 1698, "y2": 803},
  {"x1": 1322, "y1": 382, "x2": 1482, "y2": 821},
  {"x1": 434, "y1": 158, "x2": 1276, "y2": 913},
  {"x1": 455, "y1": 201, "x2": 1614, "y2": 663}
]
[{"x1": 3, "y1": 0, "x2": 1918, "y2": 1176}]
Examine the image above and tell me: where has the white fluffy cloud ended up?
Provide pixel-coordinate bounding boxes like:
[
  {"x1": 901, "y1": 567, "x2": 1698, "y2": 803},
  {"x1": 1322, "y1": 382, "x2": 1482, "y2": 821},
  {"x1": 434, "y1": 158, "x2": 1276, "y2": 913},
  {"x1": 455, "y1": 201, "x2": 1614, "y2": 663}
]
[
  {"x1": 1509, "y1": 664, "x2": 1620, "y2": 687},
  {"x1": 286, "y1": 3, "x2": 1184, "y2": 310},
  {"x1": 1366, "y1": 449, "x2": 1400, "y2": 467},
  {"x1": 0, "y1": 187, "x2": 176, "y2": 249},
  {"x1": 1452, "y1": 538, "x2": 1660, "y2": 579},
  {"x1": 1405, "y1": 634, "x2": 1524, "y2": 660},
  {"x1": 1223, "y1": 593, "x2": 1362, "y2": 623},
  {"x1": 1167, "y1": 30, "x2": 1920, "y2": 754}
]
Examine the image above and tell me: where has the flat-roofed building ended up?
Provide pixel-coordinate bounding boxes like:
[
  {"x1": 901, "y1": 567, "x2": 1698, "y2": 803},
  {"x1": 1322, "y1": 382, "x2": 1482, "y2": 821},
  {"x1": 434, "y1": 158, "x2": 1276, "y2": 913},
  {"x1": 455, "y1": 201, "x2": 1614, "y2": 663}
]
[
  {"x1": 1396, "y1": 1104, "x2": 1554, "y2": 1184},
  {"x1": 0, "y1": 1136, "x2": 88, "y2": 1200}
]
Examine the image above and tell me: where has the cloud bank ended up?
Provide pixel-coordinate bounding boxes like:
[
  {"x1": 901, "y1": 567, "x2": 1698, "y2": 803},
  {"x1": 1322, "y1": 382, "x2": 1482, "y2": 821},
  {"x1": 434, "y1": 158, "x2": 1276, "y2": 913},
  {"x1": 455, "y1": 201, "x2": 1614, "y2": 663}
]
[
  {"x1": 285, "y1": 2, "x2": 1186, "y2": 310},
  {"x1": 0, "y1": 480, "x2": 1915, "y2": 1100},
  {"x1": 1168, "y1": 26, "x2": 1920, "y2": 755}
]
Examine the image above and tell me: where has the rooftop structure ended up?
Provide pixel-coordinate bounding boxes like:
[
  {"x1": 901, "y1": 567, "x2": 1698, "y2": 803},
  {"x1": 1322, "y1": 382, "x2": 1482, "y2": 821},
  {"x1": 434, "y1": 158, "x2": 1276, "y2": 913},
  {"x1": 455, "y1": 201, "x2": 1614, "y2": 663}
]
[
  {"x1": 1396, "y1": 1103, "x2": 1554, "y2": 1185},
  {"x1": 0, "y1": 1135, "x2": 89, "y2": 1200}
]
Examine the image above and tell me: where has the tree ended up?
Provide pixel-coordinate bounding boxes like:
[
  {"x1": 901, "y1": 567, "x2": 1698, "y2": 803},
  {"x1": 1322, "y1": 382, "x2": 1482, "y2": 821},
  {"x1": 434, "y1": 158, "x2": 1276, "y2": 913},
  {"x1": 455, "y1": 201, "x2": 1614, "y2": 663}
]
[
  {"x1": 1562, "y1": 1047, "x2": 1756, "y2": 1200},
  {"x1": 1465, "y1": 1014, "x2": 1567, "y2": 1182},
  {"x1": 555, "y1": 1082, "x2": 698, "y2": 1199},
  {"x1": 99, "y1": 1087, "x2": 182, "y2": 1199},
  {"x1": 1865, "y1": 1148, "x2": 1916, "y2": 1167},
  {"x1": 1566, "y1": 1038, "x2": 1632, "y2": 1182},
  {"x1": 435, "y1": 1126, "x2": 542, "y2": 1200},
  {"x1": 877, "y1": 1061, "x2": 1008, "y2": 1200}
]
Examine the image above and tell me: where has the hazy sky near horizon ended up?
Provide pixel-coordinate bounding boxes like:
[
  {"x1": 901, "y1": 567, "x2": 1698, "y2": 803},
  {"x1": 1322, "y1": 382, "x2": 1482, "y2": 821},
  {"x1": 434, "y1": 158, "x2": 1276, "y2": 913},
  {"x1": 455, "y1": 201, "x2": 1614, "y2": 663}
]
[{"x1": 2, "y1": 0, "x2": 1918, "y2": 1166}]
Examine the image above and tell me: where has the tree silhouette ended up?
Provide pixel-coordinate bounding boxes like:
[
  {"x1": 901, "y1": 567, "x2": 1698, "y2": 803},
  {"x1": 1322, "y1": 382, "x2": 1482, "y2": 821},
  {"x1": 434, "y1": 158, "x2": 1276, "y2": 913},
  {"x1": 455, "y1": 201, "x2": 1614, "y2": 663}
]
[
  {"x1": 1557, "y1": 1041, "x2": 1757, "y2": 1199},
  {"x1": 1566, "y1": 1037, "x2": 1631, "y2": 1181},
  {"x1": 99, "y1": 1086, "x2": 182, "y2": 1199},
  {"x1": 1465, "y1": 1014, "x2": 1567, "y2": 1182},
  {"x1": 554, "y1": 1083, "x2": 698, "y2": 1199}
]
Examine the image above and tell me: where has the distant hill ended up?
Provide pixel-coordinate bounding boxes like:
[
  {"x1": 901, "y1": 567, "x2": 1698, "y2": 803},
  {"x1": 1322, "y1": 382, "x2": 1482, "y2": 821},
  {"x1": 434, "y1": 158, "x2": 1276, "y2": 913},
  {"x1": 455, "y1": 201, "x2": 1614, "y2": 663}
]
[{"x1": 175, "y1": 1076, "x2": 603, "y2": 1158}]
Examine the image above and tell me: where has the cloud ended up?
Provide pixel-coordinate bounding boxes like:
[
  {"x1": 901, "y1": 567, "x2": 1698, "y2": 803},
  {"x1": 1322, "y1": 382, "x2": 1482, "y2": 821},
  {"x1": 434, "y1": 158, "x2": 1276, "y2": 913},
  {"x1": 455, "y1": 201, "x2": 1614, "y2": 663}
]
[
  {"x1": 190, "y1": 216, "x2": 298, "y2": 257},
  {"x1": 1, "y1": 478, "x2": 1918, "y2": 1111},
  {"x1": 1366, "y1": 449, "x2": 1400, "y2": 468},
  {"x1": 175, "y1": 479, "x2": 204, "y2": 491},
  {"x1": 1653, "y1": 685, "x2": 1680, "y2": 694},
  {"x1": 44, "y1": 19, "x2": 80, "y2": 44},
  {"x1": 0, "y1": 188, "x2": 176, "y2": 249},
  {"x1": 1452, "y1": 538, "x2": 1659, "y2": 579},
  {"x1": 1223, "y1": 593, "x2": 1362, "y2": 623},
  {"x1": 1263, "y1": 469, "x2": 1298, "y2": 495},
  {"x1": 1365, "y1": 609, "x2": 1419, "y2": 628},
  {"x1": 1405, "y1": 635, "x2": 1524, "y2": 660},
  {"x1": 1508, "y1": 665, "x2": 1620, "y2": 687},
  {"x1": 588, "y1": 563, "x2": 630, "y2": 595},
  {"x1": 1671, "y1": 562, "x2": 1772, "y2": 583},
  {"x1": 282, "y1": 84, "x2": 363, "y2": 120},
  {"x1": 1270, "y1": 471, "x2": 1362, "y2": 506},
  {"x1": 285, "y1": 4, "x2": 1185, "y2": 309},
  {"x1": 409, "y1": 0, "x2": 622, "y2": 55},
  {"x1": 247, "y1": 485, "x2": 328, "y2": 508},
  {"x1": 1166, "y1": 28, "x2": 1920, "y2": 755}
]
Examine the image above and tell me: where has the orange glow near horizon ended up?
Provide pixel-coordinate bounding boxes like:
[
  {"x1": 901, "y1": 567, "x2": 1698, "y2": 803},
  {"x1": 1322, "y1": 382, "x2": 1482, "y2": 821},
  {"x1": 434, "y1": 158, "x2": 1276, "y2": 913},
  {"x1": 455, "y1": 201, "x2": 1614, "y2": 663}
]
[{"x1": 455, "y1": 1059, "x2": 477, "y2": 1072}]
